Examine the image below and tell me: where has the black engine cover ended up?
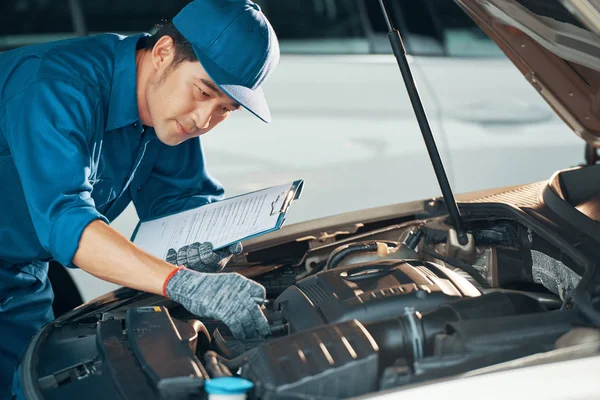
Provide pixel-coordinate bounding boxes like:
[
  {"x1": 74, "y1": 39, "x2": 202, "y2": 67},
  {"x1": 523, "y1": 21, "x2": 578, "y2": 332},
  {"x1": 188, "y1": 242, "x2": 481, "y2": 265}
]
[
  {"x1": 241, "y1": 319, "x2": 379, "y2": 400},
  {"x1": 274, "y1": 259, "x2": 481, "y2": 332}
]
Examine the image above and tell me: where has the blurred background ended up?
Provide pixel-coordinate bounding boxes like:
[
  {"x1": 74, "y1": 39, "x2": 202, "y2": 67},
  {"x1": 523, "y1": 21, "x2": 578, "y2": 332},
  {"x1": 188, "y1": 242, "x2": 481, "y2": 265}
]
[{"x1": 1, "y1": 0, "x2": 584, "y2": 303}]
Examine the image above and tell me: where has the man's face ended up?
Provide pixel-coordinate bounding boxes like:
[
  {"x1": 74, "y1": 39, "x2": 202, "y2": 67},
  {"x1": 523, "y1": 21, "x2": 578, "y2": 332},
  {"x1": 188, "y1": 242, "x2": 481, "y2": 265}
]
[{"x1": 143, "y1": 37, "x2": 241, "y2": 146}]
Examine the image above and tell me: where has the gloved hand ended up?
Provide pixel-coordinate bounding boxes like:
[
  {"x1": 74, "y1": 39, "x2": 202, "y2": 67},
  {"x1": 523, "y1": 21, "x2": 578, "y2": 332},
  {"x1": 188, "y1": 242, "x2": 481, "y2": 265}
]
[
  {"x1": 164, "y1": 268, "x2": 270, "y2": 340},
  {"x1": 531, "y1": 250, "x2": 581, "y2": 301},
  {"x1": 166, "y1": 242, "x2": 242, "y2": 273}
]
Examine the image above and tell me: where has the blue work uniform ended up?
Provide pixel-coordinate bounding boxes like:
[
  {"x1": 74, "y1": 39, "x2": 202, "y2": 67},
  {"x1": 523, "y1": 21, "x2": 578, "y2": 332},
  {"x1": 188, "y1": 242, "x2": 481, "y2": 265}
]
[{"x1": 0, "y1": 33, "x2": 224, "y2": 398}]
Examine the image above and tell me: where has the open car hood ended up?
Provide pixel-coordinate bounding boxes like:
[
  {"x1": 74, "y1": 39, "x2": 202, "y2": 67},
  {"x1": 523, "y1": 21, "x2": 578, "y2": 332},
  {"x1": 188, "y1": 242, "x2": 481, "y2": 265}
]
[{"x1": 454, "y1": 0, "x2": 600, "y2": 146}]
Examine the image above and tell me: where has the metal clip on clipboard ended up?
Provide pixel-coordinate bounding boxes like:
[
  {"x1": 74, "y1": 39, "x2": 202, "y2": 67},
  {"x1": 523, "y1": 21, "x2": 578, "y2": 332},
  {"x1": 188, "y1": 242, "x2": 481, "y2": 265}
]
[
  {"x1": 269, "y1": 180, "x2": 304, "y2": 217},
  {"x1": 270, "y1": 189, "x2": 296, "y2": 217}
]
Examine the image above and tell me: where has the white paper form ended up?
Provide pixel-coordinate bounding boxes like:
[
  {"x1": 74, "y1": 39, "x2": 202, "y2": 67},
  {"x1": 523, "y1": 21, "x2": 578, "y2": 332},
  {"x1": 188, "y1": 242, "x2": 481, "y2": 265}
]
[{"x1": 132, "y1": 182, "x2": 295, "y2": 260}]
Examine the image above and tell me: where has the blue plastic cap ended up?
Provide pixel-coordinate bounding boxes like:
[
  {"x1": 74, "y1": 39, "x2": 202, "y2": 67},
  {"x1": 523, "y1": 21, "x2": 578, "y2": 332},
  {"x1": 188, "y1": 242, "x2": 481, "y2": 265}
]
[{"x1": 205, "y1": 377, "x2": 254, "y2": 395}]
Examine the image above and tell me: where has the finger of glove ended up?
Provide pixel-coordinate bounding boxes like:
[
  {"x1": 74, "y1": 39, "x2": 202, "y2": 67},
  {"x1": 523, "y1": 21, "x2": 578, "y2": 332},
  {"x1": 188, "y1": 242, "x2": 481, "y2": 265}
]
[
  {"x1": 175, "y1": 245, "x2": 191, "y2": 267},
  {"x1": 210, "y1": 242, "x2": 242, "y2": 261},
  {"x1": 228, "y1": 242, "x2": 243, "y2": 255},
  {"x1": 238, "y1": 307, "x2": 259, "y2": 339},
  {"x1": 224, "y1": 316, "x2": 246, "y2": 340},
  {"x1": 247, "y1": 303, "x2": 271, "y2": 337},
  {"x1": 184, "y1": 243, "x2": 205, "y2": 269},
  {"x1": 166, "y1": 249, "x2": 178, "y2": 265},
  {"x1": 175, "y1": 243, "x2": 205, "y2": 270},
  {"x1": 245, "y1": 280, "x2": 267, "y2": 299},
  {"x1": 199, "y1": 244, "x2": 225, "y2": 267}
]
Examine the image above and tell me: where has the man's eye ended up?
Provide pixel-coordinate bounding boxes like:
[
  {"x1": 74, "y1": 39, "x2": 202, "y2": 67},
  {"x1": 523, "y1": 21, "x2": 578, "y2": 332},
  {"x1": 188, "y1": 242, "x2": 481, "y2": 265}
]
[{"x1": 195, "y1": 86, "x2": 210, "y2": 97}]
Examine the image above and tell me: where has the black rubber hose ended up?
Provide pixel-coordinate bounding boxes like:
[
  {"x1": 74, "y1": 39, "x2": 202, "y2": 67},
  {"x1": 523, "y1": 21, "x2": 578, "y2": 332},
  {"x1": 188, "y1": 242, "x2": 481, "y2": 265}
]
[
  {"x1": 422, "y1": 246, "x2": 491, "y2": 289},
  {"x1": 326, "y1": 241, "x2": 401, "y2": 271},
  {"x1": 204, "y1": 351, "x2": 232, "y2": 378},
  {"x1": 207, "y1": 348, "x2": 251, "y2": 370},
  {"x1": 221, "y1": 352, "x2": 251, "y2": 369},
  {"x1": 325, "y1": 242, "x2": 379, "y2": 271}
]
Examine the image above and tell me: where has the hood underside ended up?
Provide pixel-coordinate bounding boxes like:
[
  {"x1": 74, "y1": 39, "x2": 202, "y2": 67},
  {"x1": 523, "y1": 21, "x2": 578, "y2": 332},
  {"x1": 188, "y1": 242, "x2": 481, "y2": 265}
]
[{"x1": 454, "y1": 0, "x2": 600, "y2": 146}]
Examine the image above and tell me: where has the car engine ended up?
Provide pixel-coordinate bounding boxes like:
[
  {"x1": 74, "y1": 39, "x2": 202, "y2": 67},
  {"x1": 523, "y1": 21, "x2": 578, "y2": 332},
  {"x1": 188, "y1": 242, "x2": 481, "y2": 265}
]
[
  {"x1": 30, "y1": 184, "x2": 598, "y2": 400},
  {"x1": 105, "y1": 214, "x2": 583, "y2": 400},
  {"x1": 195, "y1": 231, "x2": 580, "y2": 399}
]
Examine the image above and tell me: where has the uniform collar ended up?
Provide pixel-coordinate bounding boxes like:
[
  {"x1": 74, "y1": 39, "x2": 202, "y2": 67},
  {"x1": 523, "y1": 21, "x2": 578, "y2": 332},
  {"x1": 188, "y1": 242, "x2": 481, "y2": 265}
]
[{"x1": 106, "y1": 33, "x2": 149, "y2": 132}]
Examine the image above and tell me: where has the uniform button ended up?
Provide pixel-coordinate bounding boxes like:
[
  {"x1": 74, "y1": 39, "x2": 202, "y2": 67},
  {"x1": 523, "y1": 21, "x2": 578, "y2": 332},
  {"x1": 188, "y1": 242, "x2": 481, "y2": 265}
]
[{"x1": 133, "y1": 122, "x2": 138, "y2": 128}]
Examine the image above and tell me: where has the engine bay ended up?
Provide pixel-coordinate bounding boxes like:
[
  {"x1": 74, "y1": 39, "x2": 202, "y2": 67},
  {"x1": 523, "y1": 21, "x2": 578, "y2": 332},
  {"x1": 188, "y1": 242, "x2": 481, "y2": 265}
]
[
  {"x1": 189, "y1": 217, "x2": 583, "y2": 399},
  {"x1": 24, "y1": 165, "x2": 600, "y2": 400}
]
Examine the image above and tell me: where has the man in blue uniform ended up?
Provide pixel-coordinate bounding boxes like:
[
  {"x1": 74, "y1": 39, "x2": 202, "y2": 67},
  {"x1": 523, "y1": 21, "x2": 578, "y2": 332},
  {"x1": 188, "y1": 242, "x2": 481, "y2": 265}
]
[{"x1": 0, "y1": 0, "x2": 279, "y2": 397}]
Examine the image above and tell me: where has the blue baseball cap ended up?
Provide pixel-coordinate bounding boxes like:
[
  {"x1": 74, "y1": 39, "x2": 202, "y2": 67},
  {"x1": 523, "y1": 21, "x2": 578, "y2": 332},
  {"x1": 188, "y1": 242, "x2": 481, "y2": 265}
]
[{"x1": 173, "y1": 0, "x2": 280, "y2": 123}]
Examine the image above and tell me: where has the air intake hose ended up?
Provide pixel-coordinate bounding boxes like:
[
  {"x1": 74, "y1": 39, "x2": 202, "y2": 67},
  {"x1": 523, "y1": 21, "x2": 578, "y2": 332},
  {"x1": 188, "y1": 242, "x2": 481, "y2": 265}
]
[{"x1": 365, "y1": 291, "x2": 551, "y2": 367}]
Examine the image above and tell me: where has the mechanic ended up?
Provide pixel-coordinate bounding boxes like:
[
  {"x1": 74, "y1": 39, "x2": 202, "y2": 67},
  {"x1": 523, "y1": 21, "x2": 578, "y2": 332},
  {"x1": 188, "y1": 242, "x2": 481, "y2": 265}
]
[{"x1": 0, "y1": 0, "x2": 279, "y2": 397}]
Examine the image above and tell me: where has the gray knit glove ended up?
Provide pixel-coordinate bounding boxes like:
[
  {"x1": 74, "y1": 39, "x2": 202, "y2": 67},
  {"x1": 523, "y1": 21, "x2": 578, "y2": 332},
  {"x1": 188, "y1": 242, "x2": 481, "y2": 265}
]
[
  {"x1": 531, "y1": 250, "x2": 581, "y2": 301},
  {"x1": 166, "y1": 242, "x2": 242, "y2": 273},
  {"x1": 165, "y1": 268, "x2": 270, "y2": 340}
]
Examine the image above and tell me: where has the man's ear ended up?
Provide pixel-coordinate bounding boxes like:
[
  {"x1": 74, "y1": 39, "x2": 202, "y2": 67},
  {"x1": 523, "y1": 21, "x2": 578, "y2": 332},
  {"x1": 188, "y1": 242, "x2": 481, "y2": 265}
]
[{"x1": 151, "y1": 35, "x2": 176, "y2": 72}]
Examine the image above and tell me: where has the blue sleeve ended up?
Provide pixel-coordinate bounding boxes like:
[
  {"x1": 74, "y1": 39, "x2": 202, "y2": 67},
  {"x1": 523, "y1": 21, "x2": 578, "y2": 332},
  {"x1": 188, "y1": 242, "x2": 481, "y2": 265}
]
[
  {"x1": 2, "y1": 79, "x2": 109, "y2": 266},
  {"x1": 133, "y1": 136, "x2": 224, "y2": 220}
]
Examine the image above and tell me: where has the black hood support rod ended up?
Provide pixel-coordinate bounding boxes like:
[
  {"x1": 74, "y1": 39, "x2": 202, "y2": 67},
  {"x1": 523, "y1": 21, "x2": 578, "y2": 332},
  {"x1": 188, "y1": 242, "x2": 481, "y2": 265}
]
[{"x1": 378, "y1": 0, "x2": 468, "y2": 245}]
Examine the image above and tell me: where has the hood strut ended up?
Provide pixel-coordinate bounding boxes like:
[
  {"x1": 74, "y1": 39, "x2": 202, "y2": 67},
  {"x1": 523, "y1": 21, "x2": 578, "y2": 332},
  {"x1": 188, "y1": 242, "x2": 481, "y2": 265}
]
[{"x1": 378, "y1": 0, "x2": 468, "y2": 245}]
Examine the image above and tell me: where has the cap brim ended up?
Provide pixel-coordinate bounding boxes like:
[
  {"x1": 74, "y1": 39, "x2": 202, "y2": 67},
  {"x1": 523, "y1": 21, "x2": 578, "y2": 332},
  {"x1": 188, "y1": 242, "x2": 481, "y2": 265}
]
[{"x1": 192, "y1": 47, "x2": 271, "y2": 123}]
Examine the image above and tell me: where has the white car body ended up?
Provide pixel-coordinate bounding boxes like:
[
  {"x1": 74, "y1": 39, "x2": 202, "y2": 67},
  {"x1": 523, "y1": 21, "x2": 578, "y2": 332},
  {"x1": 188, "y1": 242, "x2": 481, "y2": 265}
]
[{"x1": 359, "y1": 354, "x2": 600, "y2": 400}]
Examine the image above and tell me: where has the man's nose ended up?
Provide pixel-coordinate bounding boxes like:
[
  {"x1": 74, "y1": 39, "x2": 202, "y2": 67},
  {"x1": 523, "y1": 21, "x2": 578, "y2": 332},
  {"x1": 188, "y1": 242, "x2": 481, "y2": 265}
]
[{"x1": 193, "y1": 107, "x2": 213, "y2": 131}]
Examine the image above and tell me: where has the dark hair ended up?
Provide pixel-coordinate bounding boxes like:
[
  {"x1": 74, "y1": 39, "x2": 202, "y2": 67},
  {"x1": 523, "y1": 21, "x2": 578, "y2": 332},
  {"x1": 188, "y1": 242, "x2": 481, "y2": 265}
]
[{"x1": 144, "y1": 22, "x2": 198, "y2": 69}]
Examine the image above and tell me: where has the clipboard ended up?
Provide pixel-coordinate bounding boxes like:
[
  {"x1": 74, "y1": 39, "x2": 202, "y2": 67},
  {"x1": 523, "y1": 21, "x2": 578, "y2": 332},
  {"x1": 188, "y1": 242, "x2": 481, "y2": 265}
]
[
  {"x1": 236, "y1": 179, "x2": 303, "y2": 247},
  {"x1": 130, "y1": 179, "x2": 304, "y2": 257}
]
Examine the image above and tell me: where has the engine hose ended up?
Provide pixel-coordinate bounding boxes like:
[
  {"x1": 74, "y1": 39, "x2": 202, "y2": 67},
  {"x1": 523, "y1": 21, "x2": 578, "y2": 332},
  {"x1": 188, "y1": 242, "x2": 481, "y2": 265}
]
[
  {"x1": 326, "y1": 242, "x2": 378, "y2": 270},
  {"x1": 204, "y1": 351, "x2": 233, "y2": 377},
  {"x1": 326, "y1": 241, "x2": 400, "y2": 271},
  {"x1": 221, "y1": 353, "x2": 251, "y2": 369},
  {"x1": 422, "y1": 246, "x2": 491, "y2": 289},
  {"x1": 210, "y1": 348, "x2": 252, "y2": 370}
]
